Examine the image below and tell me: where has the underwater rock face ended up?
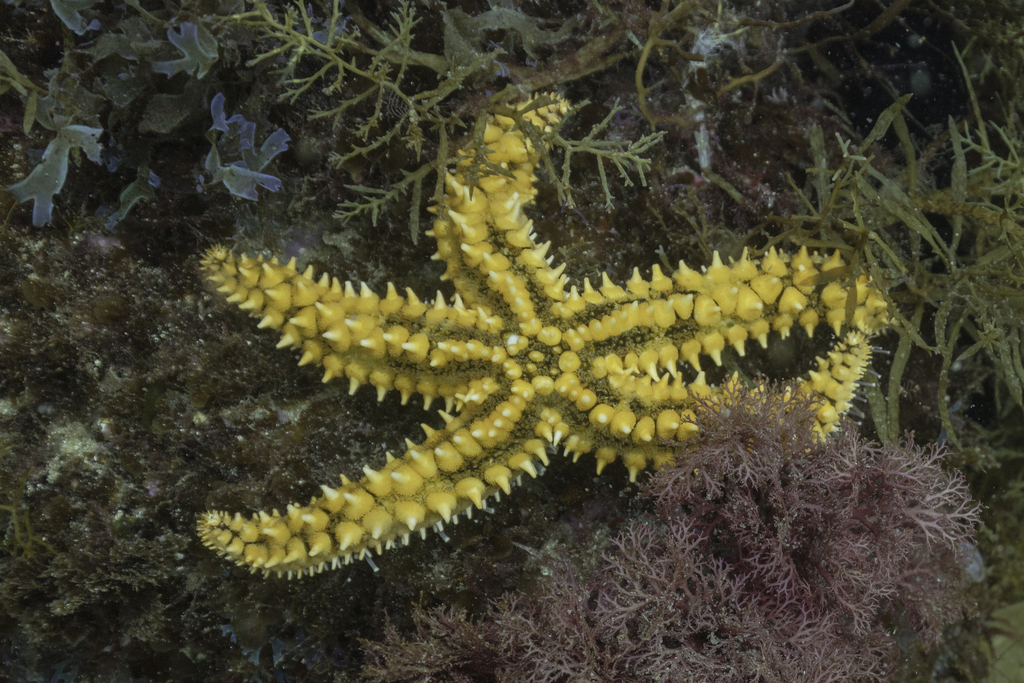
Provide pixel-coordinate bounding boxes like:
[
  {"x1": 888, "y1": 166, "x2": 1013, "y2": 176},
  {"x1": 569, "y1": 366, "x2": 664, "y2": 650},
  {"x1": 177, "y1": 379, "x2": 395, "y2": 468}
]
[{"x1": 0, "y1": 0, "x2": 1015, "y2": 681}]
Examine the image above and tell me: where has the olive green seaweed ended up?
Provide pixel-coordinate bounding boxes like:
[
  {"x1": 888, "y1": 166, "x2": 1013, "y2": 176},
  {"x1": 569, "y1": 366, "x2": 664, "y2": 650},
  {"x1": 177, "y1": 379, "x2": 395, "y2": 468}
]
[
  {"x1": 763, "y1": 56, "x2": 1024, "y2": 446},
  {"x1": 223, "y1": 0, "x2": 663, "y2": 243},
  {"x1": 0, "y1": 48, "x2": 47, "y2": 135},
  {"x1": 0, "y1": 455, "x2": 53, "y2": 561}
]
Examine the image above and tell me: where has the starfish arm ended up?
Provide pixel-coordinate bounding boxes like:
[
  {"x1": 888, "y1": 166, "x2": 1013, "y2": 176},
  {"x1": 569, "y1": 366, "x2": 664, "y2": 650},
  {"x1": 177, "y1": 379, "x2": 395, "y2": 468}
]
[
  {"x1": 197, "y1": 374, "x2": 575, "y2": 578},
  {"x1": 526, "y1": 248, "x2": 889, "y2": 479},
  {"x1": 556, "y1": 247, "x2": 887, "y2": 357},
  {"x1": 428, "y1": 96, "x2": 572, "y2": 338},
  {"x1": 200, "y1": 247, "x2": 527, "y2": 410},
  {"x1": 567, "y1": 246, "x2": 888, "y2": 376}
]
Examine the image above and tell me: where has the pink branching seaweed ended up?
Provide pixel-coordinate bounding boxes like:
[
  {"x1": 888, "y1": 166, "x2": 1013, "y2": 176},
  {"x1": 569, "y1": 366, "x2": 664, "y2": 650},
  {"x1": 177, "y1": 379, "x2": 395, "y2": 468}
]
[{"x1": 362, "y1": 384, "x2": 980, "y2": 683}]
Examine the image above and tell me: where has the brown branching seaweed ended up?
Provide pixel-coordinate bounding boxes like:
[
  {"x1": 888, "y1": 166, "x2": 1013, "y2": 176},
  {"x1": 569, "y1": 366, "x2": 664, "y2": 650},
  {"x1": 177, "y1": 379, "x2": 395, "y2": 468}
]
[{"x1": 362, "y1": 384, "x2": 980, "y2": 683}]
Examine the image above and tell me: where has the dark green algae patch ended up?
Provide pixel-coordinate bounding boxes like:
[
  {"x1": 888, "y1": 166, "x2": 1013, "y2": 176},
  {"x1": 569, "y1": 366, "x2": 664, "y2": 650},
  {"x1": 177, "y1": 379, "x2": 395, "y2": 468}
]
[{"x1": 1, "y1": 0, "x2": 1023, "y2": 680}]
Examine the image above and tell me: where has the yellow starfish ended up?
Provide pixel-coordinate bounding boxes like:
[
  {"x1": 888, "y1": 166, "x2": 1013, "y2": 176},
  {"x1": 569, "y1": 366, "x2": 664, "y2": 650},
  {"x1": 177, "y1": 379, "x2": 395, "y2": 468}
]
[{"x1": 197, "y1": 95, "x2": 889, "y2": 579}]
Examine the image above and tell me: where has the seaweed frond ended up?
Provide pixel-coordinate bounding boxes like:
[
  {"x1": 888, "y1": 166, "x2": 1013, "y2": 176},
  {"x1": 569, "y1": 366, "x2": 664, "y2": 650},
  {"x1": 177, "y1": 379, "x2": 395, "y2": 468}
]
[
  {"x1": 767, "y1": 85, "x2": 1024, "y2": 445},
  {"x1": 1, "y1": 464, "x2": 54, "y2": 561}
]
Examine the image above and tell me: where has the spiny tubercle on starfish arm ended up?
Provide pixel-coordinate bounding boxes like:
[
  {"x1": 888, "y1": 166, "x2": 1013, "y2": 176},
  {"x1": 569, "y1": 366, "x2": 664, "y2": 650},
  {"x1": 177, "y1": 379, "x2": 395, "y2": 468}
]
[{"x1": 197, "y1": 94, "x2": 890, "y2": 579}]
